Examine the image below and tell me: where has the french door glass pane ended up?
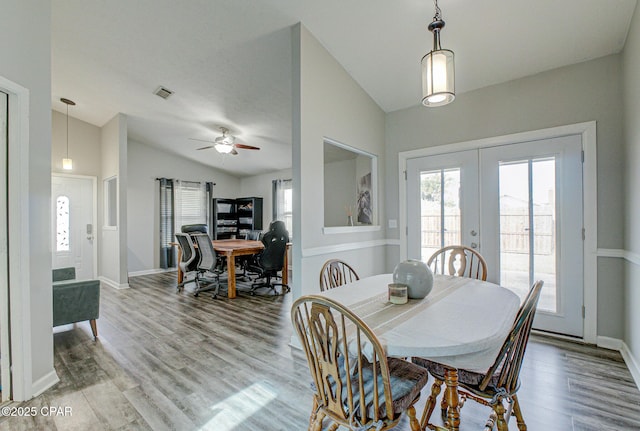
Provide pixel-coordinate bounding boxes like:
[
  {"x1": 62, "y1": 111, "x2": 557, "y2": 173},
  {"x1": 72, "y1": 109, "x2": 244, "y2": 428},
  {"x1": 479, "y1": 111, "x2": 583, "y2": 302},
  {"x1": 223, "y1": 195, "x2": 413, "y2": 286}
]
[
  {"x1": 499, "y1": 158, "x2": 557, "y2": 312},
  {"x1": 532, "y1": 159, "x2": 557, "y2": 312},
  {"x1": 420, "y1": 169, "x2": 461, "y2": 262}
]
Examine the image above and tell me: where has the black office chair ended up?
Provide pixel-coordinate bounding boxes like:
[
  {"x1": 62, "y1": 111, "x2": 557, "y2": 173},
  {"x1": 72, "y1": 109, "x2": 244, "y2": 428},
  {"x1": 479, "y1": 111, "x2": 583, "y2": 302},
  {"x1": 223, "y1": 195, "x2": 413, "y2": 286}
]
[
  {"x1": 192, "y1": 233, "x2": 226, "y2": 298},
  {"x1": 181, "y1": 224, "x2": 208, "y2": 235},
  {"x1": 236, "y1": 229, "x2": 264, "y2": 280},
  {"x1": 248, "y1": 220, "x2": 290, "y2": 295}
]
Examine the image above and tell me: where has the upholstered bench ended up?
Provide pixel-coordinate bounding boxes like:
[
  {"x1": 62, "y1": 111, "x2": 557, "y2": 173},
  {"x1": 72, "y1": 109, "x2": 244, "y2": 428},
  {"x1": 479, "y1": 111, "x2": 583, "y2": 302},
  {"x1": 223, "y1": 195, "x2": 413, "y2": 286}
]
[{"x1": 52, "y1": 267, "x2": 100, "y2": 339}]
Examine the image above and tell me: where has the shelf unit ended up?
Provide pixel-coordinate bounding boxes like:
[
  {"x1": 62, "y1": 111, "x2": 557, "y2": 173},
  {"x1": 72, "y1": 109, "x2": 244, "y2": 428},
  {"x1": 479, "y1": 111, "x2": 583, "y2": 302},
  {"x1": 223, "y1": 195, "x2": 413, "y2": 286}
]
[{"x1": 212, "y1": 197, "x2": 263, "y2": 239}]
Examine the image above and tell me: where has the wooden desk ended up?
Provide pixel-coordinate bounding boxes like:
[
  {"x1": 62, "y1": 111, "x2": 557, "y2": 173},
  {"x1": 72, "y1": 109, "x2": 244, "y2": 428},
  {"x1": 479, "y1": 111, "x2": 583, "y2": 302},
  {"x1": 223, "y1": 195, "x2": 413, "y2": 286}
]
[
  {"x1": 318, "y1": 273, "x2": 520, "y2": 431},
  {"x1": 213, "y1": 239, "x2": 264, "y2": 299},
  {"x1": 176, "y1": 239, "x2": 291, "y2": 299}
]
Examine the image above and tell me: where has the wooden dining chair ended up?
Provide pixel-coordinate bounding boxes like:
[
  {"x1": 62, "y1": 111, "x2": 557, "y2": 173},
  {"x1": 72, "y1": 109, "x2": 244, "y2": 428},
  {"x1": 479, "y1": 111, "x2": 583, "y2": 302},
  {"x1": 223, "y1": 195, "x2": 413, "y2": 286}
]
[
  {"x1": 319, "y1": 259, "x2": 360, "y2": 291},
  {"x1": 412, "y1": 280, "x2": 543, "y2": 431},
  {"x1": 427, "y1": 245, "x2": 488, "y2": 281},
  {"x1": 291, "y1": 295, "x2": 429, "y2": 431}
]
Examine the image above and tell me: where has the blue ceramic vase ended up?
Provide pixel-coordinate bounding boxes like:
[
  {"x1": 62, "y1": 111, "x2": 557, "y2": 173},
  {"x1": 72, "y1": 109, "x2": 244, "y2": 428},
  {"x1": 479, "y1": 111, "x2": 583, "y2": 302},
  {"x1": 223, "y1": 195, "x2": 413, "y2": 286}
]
[{"x1": 392, "y1": 259, "x2": 434, "y2": 299}]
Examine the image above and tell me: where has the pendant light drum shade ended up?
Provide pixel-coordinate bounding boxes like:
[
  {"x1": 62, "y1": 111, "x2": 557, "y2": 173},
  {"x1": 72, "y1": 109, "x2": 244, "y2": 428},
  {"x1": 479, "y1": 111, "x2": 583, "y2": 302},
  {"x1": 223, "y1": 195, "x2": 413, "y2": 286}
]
[
  {"x1": 421, "y1": 48, "x2": 455, "y2": 106},
  {"x1": 420, "y1": 0, "x2": 455, "y2": 107}
]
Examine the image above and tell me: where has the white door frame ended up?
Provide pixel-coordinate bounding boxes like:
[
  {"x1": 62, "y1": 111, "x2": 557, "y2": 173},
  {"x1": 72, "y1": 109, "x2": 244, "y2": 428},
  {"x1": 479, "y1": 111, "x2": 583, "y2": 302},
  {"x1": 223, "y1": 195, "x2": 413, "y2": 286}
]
[
  {"x1": 398, "y1": 121, "x2": 597, "y2": 344},
  {"x1": 0, "y1": 75, "x2": 32, "y2": 400},
  {"x1": 52, "y1": 173, "x2": 98, "y2": 279}
]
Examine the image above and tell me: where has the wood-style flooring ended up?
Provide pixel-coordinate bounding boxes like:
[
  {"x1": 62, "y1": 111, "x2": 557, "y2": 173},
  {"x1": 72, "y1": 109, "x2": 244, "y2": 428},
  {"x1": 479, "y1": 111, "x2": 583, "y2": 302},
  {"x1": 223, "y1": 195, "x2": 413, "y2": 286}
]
[{"x1": 0, "y1": 272, "x2": 638, "y2": 430}]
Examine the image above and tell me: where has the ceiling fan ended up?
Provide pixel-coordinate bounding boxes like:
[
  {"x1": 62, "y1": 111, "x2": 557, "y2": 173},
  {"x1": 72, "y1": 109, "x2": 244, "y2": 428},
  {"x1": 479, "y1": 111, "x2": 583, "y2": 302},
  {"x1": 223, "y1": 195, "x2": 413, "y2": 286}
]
[{"x1": 190, "y1": 127, "x2": 260, "y2": 155}]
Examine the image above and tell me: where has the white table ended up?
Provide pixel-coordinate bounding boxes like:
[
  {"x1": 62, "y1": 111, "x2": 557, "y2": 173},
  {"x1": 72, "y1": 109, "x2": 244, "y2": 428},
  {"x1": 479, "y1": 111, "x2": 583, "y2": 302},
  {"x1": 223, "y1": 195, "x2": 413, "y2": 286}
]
[{"x1": 317, "y1": 273, "x2": 520, "y2": 431}]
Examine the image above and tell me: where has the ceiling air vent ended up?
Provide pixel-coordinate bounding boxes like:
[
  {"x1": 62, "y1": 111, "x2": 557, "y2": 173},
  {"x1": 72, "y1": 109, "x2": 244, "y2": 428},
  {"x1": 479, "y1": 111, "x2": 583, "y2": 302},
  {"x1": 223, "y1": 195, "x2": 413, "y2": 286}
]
[{"x1": 153, "y1": 86, "x2": 174, "y2": 99}]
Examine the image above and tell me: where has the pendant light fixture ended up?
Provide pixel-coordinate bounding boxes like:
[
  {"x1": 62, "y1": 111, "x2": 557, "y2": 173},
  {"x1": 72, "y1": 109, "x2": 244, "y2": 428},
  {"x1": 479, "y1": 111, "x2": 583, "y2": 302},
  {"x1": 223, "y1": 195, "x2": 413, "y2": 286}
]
[
  {"x1": 61, "y1": 97, "x2": 75, "y2": 170},
  {"x1": 421, "y1": 0, "x2": 455, "y2": 107}
]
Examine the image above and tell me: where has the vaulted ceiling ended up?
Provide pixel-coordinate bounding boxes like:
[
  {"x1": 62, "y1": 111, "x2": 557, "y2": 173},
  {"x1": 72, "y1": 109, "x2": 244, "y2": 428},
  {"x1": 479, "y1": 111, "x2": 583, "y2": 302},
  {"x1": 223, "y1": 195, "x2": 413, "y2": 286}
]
[{"x1": 52, "y1": 0, "x2": 637, "y2": 177}]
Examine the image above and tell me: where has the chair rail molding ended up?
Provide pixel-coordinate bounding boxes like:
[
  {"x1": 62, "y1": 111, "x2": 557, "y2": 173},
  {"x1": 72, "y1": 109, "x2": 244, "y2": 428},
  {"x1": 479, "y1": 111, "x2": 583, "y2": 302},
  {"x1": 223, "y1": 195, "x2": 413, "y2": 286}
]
[
  {"x1": 302, "y1": 238, "x2": 399, "y2": 257},
  {"x1": 597, "y1": 247, "x2": 640, "y2": 267}
]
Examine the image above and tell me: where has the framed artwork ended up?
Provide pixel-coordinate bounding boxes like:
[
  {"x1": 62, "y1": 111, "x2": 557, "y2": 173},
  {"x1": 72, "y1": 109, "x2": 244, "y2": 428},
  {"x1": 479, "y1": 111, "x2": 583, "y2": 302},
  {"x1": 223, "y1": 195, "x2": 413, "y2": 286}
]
[{"x1": 357, "y1": 172, "x2": 372, "y2": 224}]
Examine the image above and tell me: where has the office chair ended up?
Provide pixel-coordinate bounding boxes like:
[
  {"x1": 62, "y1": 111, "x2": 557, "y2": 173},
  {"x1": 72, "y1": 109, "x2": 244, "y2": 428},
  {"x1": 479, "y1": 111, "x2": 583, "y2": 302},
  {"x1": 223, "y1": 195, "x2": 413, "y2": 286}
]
[
  {"x1": 175, "y1": 233, "x2": 200, "y2": 292},
  {"x1": 181, "y1": 224, "x2": 208, "y2": 234},
  {"x1": 192, "y1": 233, "x2": 225, "y2": 298},
  {"x1": 248, "y1": 220, "x2": 289, "y2": 295}
]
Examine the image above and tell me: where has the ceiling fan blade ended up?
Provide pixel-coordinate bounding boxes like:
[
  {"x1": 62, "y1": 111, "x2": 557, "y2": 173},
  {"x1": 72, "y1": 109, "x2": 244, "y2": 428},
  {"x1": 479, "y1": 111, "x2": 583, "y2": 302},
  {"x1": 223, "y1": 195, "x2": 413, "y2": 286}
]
[
  {"x1": 189, "y1": 137, "x2": 215, "y2": 143},
  {"x1": 196, "y1": 145, "x2": 214, "y2": 150},
  {"x1": 234, "y1": 143, "x2": 260, "y2": 150}
]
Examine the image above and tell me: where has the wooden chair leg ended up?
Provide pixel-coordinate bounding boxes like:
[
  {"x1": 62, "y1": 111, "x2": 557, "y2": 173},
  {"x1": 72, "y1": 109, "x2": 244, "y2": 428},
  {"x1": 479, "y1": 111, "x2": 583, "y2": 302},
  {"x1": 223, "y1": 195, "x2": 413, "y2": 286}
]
[
  {"x1": 311, "y1": 411, "x2": 325, "y2": 431},
  {"x1": 511, "y1": 394, "x2": 527, "y2": 431},
  {"x1": 421, "y1": 378, "x2": 443, "y2": 429},
  {"x1": 89, "y1": 319, "x2": 98, "y2": 339},
  {"x1": 407, "y1": 405, "x2": 420, "y2": 431},
  {"x1": 494, "y1": 401, "x2": 508, "y2": 431},
  {"x1": 483, "y1": 410, "x2": 497, "y2": 431}
]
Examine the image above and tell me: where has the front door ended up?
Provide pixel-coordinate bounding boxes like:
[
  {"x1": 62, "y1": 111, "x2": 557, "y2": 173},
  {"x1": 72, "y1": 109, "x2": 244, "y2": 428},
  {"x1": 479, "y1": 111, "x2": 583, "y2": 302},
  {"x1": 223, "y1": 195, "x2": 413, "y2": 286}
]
[
  {"x1": 52, "y1": 175, "x2": 96, "y2": 280},
  {"x1": 406, "y1": 135, "x2": 584, "y2": 337}
]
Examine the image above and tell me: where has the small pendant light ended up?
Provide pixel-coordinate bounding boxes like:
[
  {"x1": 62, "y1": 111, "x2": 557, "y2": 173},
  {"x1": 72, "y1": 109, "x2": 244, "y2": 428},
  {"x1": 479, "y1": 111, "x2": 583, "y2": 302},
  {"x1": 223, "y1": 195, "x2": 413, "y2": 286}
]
[
  {"x1": 421, "y1": 0, "x2": 455, "y2": 107},
  {"x1": 61, "y1": 97, "x2": 75, "y2": 170}
]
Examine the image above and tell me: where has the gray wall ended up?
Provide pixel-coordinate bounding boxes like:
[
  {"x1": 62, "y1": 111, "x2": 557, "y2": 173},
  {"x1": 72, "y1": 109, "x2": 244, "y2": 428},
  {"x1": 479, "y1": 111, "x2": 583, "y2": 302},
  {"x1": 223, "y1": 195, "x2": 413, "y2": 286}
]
[
  {"x1": 386, "y1": 54, "x2": 625, "y2": 339},
  {"x1": 127, "y1": 140, "x2": 241, "y2": 273},
  {"x1": 100, "y1": 114, "x2": 128, "y2": 287},
  {"x1": 1, "y1": 0, "x2": 55, "y2": 398},
  {"x1": 52, "y1": 110, "x2": 102, "y2": 176},
  {"x1": 239, "y1": 168, "x2": 292, "y2": 229},
  {"x1": 292, "y1": 24, "x2": 387, "y2": 296},
  {"x1": 622, "y1": 2, "x2": 640, "y2": 372},
  {"x1": 324, "y1": 159, "x2": 357, "y2": 227}
]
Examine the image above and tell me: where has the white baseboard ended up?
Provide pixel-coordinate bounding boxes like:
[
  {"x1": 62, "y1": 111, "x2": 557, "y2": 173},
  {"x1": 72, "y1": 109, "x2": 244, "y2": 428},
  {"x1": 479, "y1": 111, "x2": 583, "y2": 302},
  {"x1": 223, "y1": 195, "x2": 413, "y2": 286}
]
[
  {"x1": 596, "y1": 336, "x2": 640, "y2": 392},
  {"x1": 596, "y1": 336, "x2": 623, "y2": 351},
  {"x1": 128, "y1": 268, "x2": 175, "y2": 277},
  {"x1": 99, "y1": 277, "x2": 130, "y2": 290},
  {"x1": 620, "y1": 341, "x2": 640, "y2": 392},
  {"x1": 31, "y1": 370, "x2": 60, "y2": 398}
]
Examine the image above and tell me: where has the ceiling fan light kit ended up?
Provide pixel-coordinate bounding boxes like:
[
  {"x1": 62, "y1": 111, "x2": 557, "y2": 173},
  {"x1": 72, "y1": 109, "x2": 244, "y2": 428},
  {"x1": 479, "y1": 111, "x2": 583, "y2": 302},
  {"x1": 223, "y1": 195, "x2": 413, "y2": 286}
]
[
  {"x1": 190, "y1": 126, "x2": 260, "y2": 155},
  {"x1": 421, "y1": 0, "x2": 455, "y2": 107}
]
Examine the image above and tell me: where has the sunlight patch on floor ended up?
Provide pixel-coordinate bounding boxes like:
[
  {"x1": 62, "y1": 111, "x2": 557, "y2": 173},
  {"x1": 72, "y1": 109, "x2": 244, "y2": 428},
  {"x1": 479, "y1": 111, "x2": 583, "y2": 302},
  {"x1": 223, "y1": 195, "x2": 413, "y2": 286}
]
[{"x1": 198, "y1": 381, "x2": 278, "y2": 430}]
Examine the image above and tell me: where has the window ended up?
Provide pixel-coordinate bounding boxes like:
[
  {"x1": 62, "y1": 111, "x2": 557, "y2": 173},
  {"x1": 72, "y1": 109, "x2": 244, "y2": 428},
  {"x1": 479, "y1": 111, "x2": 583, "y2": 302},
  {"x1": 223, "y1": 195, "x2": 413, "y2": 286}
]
[
  {"x1": 104, "y1": 176, "x2": 118, "y2": 228},
  {"x1": 273, "y1": 179, "x2": 292, "y2": 236},
  {"x1": 157, "y1": 178, "x2": 214, "y2": 269},
  {"x1": 56, "y1": 195, "x2": 70, "y2": 251},
  {"x1": 174, "y1": 180, "x2": 207, "y2": 233}
]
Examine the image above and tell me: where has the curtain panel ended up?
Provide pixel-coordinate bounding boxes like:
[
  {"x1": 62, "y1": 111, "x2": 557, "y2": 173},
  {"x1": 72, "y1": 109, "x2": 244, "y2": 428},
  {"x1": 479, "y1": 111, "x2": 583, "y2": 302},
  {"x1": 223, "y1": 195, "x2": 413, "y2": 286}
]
[
  {"x1": 158, "y1": 178, "x2": 175, "y2": 269},
  {"x1": 272, "y1": 179, "x2": 292, "y2": 236},
  {"x1": 157, "y1": 178, "x2": 215, "y2": 269}
]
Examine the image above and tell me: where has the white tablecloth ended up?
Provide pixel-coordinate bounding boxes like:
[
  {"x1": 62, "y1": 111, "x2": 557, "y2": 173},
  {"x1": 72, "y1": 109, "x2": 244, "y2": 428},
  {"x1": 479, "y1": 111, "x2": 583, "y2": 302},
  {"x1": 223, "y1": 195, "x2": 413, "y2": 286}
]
[{"x1": 317, "y1": 273, "x2": 520, "y2": 371}]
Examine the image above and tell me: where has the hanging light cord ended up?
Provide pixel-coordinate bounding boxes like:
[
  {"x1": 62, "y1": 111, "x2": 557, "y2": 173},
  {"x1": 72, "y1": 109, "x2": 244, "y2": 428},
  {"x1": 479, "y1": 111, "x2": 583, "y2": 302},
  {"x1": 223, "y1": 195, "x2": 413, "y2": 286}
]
[{"x1": 65, "y1": 103, "x2": 69, "y2": 158}]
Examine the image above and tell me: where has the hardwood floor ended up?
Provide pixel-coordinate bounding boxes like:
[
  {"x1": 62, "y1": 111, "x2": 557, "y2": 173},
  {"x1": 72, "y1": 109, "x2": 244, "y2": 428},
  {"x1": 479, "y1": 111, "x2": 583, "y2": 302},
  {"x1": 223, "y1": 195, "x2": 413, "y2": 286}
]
[{"x1": 1, "y1": 272, "x2": 639, "y2": 430}]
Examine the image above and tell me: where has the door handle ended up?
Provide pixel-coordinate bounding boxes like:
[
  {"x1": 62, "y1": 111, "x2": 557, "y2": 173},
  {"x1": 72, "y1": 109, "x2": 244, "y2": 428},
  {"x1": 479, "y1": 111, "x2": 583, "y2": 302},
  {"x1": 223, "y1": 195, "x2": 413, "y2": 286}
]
[{"x1": 470, "y1": 242, "x2": 478, "y2": 249}]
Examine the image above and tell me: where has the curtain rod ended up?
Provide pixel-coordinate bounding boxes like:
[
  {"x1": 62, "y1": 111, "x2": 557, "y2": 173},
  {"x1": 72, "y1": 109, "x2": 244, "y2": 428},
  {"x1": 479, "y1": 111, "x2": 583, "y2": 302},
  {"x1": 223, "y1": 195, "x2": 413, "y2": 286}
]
[{"x1": 155, "y1": 177, "x2": 216, "y2": 186}]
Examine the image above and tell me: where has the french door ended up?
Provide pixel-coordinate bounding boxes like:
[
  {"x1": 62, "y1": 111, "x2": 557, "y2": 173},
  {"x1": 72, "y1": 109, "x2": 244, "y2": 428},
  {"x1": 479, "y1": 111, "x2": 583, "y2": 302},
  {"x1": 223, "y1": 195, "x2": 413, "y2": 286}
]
[{"x1": 406, "y1": 135, "x2": 584, "y2": 337}]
